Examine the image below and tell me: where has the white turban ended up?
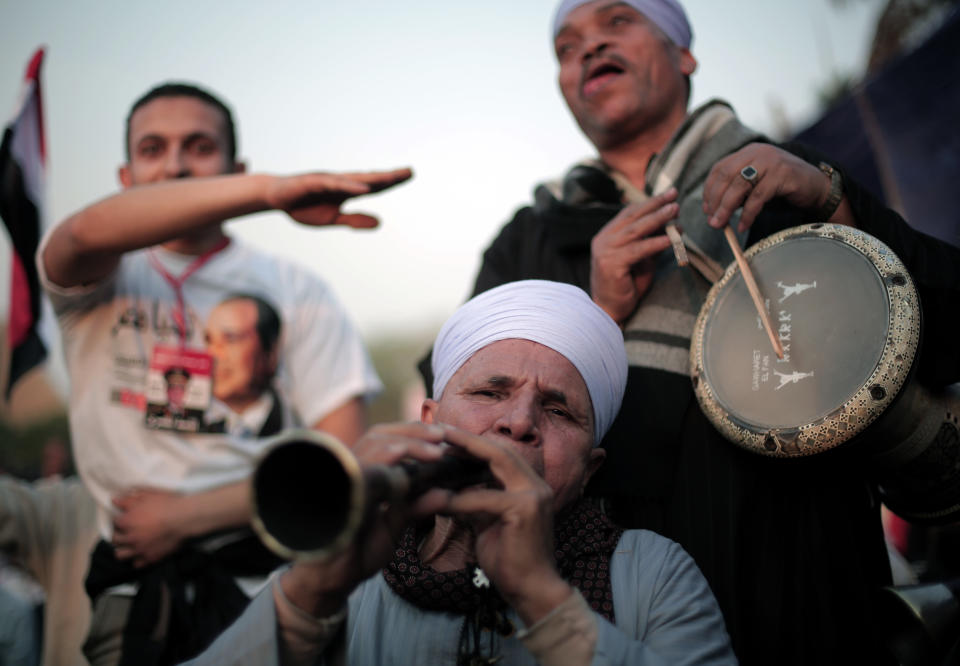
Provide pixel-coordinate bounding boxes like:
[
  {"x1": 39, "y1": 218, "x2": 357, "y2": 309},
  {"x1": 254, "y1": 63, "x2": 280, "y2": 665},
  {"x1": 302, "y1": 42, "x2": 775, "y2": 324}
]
[
  {"x1": 552, "y1": 0, "x2": 693, "y2": 49},
  {"x1": 431, "y1": 280, "x2": 627, "y2": 446}
]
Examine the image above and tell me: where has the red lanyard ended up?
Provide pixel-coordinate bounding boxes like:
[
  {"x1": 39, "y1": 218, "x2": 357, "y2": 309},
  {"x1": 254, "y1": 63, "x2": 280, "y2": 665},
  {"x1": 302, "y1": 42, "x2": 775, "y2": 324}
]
[{"x1": 147, "y1": 237, "x2": 230, "y2": 345}]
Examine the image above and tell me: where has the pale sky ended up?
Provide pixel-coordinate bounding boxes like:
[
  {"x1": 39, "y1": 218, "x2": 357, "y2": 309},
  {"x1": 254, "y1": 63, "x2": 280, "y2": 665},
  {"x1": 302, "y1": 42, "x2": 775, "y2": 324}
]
[{"x1": 2, "y1": 0, "x2": 883, "y2": 350}]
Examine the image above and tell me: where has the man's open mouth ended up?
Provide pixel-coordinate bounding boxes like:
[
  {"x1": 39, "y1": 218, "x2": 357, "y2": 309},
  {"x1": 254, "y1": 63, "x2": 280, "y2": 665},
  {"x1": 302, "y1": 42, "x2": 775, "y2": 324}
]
[{"x1": 582, "y1": 60, "x2": 625, "y2": 97}]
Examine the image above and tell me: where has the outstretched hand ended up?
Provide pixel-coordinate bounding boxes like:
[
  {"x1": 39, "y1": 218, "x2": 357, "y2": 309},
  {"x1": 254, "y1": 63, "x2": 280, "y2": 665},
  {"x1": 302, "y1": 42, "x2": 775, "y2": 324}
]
[
  {"x1": 703, "y1": 144, "x2": 837, "y2": 233},
  {"x1": 265, "y1": 167, "x2": 413, "y2": 228}
]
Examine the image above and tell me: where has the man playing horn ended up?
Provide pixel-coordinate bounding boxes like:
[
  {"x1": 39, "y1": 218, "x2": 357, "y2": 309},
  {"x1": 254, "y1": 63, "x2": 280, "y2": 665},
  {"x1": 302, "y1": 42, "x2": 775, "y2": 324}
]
[{"x1": 191, "y1": 280, "x2": 736, "y2": 665}]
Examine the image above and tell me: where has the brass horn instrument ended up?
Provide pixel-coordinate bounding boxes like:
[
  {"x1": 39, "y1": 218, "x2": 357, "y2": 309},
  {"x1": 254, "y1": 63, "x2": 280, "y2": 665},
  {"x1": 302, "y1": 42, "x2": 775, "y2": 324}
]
[{"x1": 250, "y1": 429, "x2": 492, "y2": 561}]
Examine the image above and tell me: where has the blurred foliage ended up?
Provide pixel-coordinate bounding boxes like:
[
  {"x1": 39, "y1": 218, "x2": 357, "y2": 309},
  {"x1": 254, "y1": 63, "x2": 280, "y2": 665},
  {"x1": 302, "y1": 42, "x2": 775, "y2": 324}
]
[
  {"x1": 817, "y1": 72, "x2": 859, "y2": 110},
  {"x1": 865, "y1": 0, "x2": 957, "y2": 73},
  {"x1": 814, "y1": 0, "x2": 955, "y2": 115},
  {"x1": 0, "y1": 413, "x2": 73, "y2": 480}
]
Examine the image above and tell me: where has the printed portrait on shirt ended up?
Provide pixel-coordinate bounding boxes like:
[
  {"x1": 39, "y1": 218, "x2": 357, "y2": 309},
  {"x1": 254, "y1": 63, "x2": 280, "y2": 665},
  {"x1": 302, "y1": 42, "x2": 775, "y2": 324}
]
[{"x1": 201, "y1": 293, "x2": 285, "y2": 437}]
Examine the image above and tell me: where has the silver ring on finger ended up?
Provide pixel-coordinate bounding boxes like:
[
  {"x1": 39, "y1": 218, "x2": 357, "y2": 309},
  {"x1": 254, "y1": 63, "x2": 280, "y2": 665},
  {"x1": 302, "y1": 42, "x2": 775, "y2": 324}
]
[{"x1": 740, "y1": 165, "x2": 759, "y2": 187}]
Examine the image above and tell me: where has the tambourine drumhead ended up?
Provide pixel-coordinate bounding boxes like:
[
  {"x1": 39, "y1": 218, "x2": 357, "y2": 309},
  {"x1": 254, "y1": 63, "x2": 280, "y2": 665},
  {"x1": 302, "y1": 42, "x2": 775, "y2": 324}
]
[{"x1": 691, "y1": 224, "x2": 921, "y2": 458}]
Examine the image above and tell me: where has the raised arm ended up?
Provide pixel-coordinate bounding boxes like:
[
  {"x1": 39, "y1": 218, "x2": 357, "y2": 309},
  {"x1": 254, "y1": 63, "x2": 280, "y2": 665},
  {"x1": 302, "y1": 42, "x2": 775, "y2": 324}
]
[{"x1": 42, "y1": 168, "x2": 412, "y2": 288}]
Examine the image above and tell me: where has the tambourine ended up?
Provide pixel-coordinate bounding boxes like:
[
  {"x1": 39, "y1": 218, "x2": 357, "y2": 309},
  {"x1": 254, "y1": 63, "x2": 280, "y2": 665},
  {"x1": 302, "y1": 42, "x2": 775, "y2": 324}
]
[{"x1": 690, "y1": 223, "x2": 959, "y2": 523}]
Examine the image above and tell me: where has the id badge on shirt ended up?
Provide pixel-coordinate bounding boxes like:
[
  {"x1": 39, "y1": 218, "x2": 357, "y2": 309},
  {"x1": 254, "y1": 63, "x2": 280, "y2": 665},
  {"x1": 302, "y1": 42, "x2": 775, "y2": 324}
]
[{"x1": 144, "y1": 345, "x2": 213, "y2": 433}]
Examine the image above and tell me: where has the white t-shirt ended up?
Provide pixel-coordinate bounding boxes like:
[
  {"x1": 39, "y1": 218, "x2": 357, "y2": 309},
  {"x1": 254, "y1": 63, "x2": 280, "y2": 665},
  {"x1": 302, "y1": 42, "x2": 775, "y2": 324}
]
[{"x1": 38, "y1": 237, "x2": 382, "y2": 539}]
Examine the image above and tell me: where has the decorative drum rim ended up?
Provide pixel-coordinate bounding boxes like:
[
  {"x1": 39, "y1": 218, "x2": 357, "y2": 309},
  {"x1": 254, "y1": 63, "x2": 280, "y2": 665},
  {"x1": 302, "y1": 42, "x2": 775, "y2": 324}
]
[{"x1": 690, "y1": 223, "x2": 921, "y2": 458}]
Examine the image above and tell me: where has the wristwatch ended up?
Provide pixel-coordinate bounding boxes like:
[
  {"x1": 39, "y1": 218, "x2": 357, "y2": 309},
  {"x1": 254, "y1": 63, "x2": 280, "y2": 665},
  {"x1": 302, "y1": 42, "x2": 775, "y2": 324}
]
[{"x1": 816, "y1": 162, "x2": 843, "y2": 222}]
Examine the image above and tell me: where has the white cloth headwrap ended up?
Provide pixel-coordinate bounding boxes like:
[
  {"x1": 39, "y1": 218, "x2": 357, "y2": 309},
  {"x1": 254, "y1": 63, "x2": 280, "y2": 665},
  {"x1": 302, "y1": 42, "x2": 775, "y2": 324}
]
[
  {"x1": 552, "y1": 0, "x2": 693, "y2": 49},
  {"x1": 431, "y1": 280, "x2": 627, "y2": 446}
]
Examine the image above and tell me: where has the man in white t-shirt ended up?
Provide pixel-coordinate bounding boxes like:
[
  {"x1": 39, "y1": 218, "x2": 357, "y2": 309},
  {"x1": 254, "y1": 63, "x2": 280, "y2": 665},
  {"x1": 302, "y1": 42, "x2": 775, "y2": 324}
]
[{"x1": 37, "y1": 82, "x2": 411, "y2": 665}]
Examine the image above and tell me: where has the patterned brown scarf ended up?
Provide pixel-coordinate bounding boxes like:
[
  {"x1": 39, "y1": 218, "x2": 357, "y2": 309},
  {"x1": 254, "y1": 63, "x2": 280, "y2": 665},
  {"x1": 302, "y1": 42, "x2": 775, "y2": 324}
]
[
  {"x1": 382, "y1": 498, "x2": 623, "y2": 664},
  {"x1": 382, "y1": 497, "x2": 624, "y2": 620}
]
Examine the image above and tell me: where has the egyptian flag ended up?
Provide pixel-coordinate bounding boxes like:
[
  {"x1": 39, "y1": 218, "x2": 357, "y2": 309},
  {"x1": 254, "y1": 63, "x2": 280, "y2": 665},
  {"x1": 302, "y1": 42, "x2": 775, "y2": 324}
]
[{"x1": 1, "y1": 48, "x2": 47, "y2": 399}]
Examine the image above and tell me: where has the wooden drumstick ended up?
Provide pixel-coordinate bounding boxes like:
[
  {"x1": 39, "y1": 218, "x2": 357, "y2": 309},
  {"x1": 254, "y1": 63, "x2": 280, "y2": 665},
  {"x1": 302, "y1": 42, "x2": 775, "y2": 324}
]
[{"x1": 724, "y1": 226, "x2": 785, "y2": 359}]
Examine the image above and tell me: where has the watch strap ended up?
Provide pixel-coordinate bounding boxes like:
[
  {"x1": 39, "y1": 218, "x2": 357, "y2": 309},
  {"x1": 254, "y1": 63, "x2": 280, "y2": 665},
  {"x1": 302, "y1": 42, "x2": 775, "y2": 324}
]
[{"x1": 816, "y1": 162, "x2": 843, "y2": 222}]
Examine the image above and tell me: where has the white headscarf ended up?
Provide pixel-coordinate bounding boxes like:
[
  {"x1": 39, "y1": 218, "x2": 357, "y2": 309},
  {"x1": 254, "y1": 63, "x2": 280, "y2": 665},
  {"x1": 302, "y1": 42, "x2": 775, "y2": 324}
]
[
  {"x1": 431, "y1": 280, "x2": 627, "y2": 445},
  {"x1": 552, "y1": 0, "x2": 693, "y2": 49}
]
